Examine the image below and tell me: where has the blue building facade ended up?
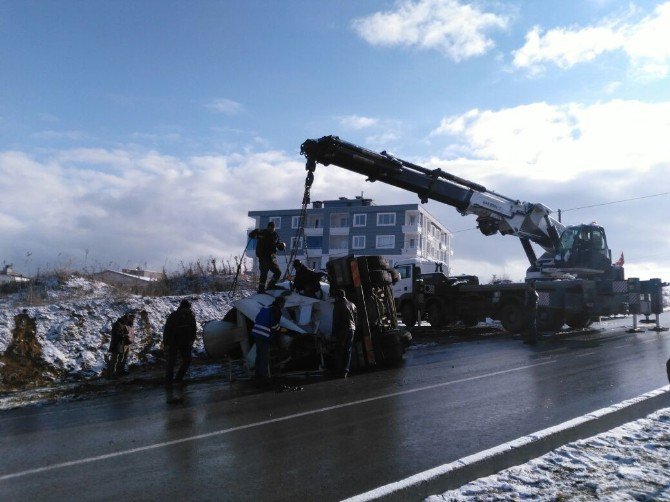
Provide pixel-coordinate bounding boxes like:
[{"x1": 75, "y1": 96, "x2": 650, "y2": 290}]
[{"x1": 247, "y1": 196, "x2": 452, "y2": 273}]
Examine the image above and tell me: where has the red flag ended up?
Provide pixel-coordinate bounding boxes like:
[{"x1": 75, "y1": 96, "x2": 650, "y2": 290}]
[{"x1": 613, "y1": 252, "x2": 624, "y2": 267}]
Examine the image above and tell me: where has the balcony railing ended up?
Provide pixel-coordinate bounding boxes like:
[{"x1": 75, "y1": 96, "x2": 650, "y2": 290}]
[{"x1": 329, "y1": 227, "x2": 350, "y2": 236}]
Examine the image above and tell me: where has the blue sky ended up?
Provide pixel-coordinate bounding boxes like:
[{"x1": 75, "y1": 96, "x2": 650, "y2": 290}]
[{"x1": 1, "y1": 0, "x2": 669, "y2": 280}]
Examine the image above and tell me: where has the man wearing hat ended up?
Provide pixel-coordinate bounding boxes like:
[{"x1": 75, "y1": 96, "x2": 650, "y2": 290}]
[
  {"x1": 249, "y1": 221, "x2": 286, "y2": 293},
  {"x1": 163, "y1": 299, "x2": 197, "y2": 384}
]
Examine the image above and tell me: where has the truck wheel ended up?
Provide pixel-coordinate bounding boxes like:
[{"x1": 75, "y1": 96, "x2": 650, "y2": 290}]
[
  {"x1": 356, "y1": 256, "x2": 371, "y2": 285},
  {"x1": 401, "y1": 303, "x2": 417, "y2": 328},
  {"x1": 369, "y1": 270, "x2": 392, "y2": 286},
  {"x1": 499, "y1": 303, "x2": 525, "y2": 333},
  {"x1": 366, "y1": 256, "x2": 389, "y2": 270},
  {"x1": 566, "y1": 313, "x2": 593, "y2": 330},
  {"x1": 427, "y1": 303, "x2": 444, "y2": 328},
  {"x1": 537, "y1": 310, "x2": 564, "y2": 331}
]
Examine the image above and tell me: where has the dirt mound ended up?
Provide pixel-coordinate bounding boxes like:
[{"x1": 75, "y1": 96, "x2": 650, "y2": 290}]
[{"x1": 0, "y1": 310, "x2": 60, "y2": 391}]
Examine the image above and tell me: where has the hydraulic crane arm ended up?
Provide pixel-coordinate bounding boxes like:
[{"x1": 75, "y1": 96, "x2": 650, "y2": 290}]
[{"x1": 300, "y1": 136, "x2": 564, "y2": 266}]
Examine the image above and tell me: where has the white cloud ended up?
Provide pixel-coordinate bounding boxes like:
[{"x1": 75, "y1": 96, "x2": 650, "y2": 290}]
[
  {"x1": 337, "y1": 115, "x2": 379, "y2": 130},
  {"x1": 0, "y1": 145, "x2": 414, "y2": 274},
  {"x1": 430, "y1": 98, "x2": 670, "y2": 181},
  {"x1": 207, "y1": 98, "x2": 244, "y2": 115},
  {"x1": 352, "y1": 0, "x2": 509, "y2": 61},
  {"x1": 513, "y1": 2, "x2": 670, "y2": 78}
]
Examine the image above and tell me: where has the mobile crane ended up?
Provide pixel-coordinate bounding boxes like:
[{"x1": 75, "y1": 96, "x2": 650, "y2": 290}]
[{"x1": 300, "y1": 136, "x2": 664, "y2": 332}]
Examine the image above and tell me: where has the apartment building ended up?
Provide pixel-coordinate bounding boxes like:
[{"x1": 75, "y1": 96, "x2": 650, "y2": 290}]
[{"x1": 247, "y1": 196, "x2": 452, "y2": 274}]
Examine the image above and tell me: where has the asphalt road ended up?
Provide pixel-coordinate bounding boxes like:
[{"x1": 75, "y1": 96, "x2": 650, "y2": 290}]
[{"x1": 1, "y1": 314, "x2": 669, "y2": 501}]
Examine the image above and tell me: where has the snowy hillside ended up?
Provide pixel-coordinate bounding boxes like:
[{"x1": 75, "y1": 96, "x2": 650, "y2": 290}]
[{"x1": 0, "y1": 276, "x2": 252, "y2": 390}]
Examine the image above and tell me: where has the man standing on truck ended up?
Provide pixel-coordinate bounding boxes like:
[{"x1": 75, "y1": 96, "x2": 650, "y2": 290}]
[
  {"x1": 332, "y1": 289, "x2": 358, "y2": 378},
  {"x1": 524, "y1": 283, "x2": 539, "y2": 345},
  {"x1": 249, "y1": 221, "x2": 286, "y2": 293},
  {"x1": 251, "y1": 295, "x2": 286, "y2": 386}
]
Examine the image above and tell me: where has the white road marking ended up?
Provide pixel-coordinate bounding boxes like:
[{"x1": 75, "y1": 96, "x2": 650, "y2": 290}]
[
  {"x1": 576, "y1": 352, "x2": 596, "y2": 358},
  {"x1": 343, "y1": 385, "x2": 670, "y2": 502},
  {"x1": 0, "y1": 361, "x2": 556, "y2": 482},
  {"x1": 614, "y1": 344, "x2": 628, "y2": 349}
]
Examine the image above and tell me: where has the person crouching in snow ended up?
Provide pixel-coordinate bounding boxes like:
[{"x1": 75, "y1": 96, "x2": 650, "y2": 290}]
[{"x1": 107, "y1": 311, "x2": 135, "y2": 378}]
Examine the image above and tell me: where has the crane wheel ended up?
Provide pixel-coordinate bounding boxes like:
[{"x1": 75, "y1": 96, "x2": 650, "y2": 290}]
[
  {"x1": 401, "y1": 303, "x2": 417, "y2": 328},
  {"x1": 499, "y1": 303, "x2": 525, "y2": 333}
]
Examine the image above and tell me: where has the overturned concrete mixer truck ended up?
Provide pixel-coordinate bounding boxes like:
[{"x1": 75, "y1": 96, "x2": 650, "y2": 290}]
[{"x1": 203, "y1": 255, "x2": 412, "y2": 375}]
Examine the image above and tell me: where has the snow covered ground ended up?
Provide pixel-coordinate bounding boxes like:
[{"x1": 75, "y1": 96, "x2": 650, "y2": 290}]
[
  {"x1": 0, "y1": 275, "x2": 253, "y2": 389},
  {"x1": 429, "y1": 406, "x2": 670, "y2": 501}
]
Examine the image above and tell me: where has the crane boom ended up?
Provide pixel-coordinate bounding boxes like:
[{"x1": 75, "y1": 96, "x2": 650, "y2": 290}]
[{"x1": 301, "y1": 135, "x2": 564, "y2": 267}]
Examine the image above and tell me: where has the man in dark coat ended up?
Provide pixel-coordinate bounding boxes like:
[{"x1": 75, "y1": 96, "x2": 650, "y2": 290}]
[
  {"x1": 107, "y1": 312, "x2": 135, "y2": 378},
  {"x1": 332, "y1": 289, "x2": 357, "y2": 378},
  {"x1": 249, "y1": 221, "x2": 285, "y2": 293},
  {"x1": 163, "y1": 299, "x2": 197, "y2": 384},
  {"x1": 292, "y1": 260, "x2": 326, "y2": 298},
  {"x1": 523, "y1": 283, "x2": 539, "y2": 345}
]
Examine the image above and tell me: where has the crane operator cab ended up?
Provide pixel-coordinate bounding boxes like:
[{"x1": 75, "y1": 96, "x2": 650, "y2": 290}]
[{"x1": 554, "y1": 224, "x2": 612, "y2": 275}]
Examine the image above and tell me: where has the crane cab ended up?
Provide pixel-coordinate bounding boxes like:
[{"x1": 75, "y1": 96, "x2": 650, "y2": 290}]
[{"x1": 554, "y1": 224, "x2": 612, "y2": 273}]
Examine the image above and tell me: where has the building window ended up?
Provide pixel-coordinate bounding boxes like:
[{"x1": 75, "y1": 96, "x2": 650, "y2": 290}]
[
  {"x1": 306, "y1": 236, "x2": 322, "y2": 249},
  {"x1": 408, "y1": 215, "x2": 416, "y2": 225},
  {"x1": 376, "y1": 235, "x2": 395, "y2": 249},
  {"x1": 291, "y1": 237, "x2": 304, "y2": 249},
  {"x1": 409, "y1": 238, "x2": 415, "y2": 248},
  {"x1": 329, "y1": 235, "x2": 349, "y2": 250},
  {"x1": 377, "y1": 212, "x2": 396, "y2": 226},
  {"x1": 269, "y1": 216, "x2": 281, "y2": 229},
  {"x1": 291, "y1": 216, "x2": 301, "y2": 229},
  {"x1": 352, "y1": 235, "x2": 366, "y2": 249},
  {"x1": 330, "y1": 213, "x2": 349, "y2": 228},
  {"x1": 353, "y1": 213, "x2": 367, "y2": 227}
]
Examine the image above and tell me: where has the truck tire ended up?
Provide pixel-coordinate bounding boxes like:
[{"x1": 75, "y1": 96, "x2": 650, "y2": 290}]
[
  {"x1": 537, "y1": 310, "x2": 564, "y2": 331},
  {"x1": 566, "y1": 313, "x2": 593, "y2": 330},
  {"x1": 498, "y1": 303, "x2": 525, "y2": 333},
  {"x1": 427, "y1": 302, "x2": 445, "y2": 328},
  {"x1": 369, "y1": 270, "x2": 392, "y2": 286},
  {"x1": 401, "y1": 303, "x2": 417, "y2": 328},
  {"x1": 366, "y1": 256, "x2": 389, "y2": 270},
  {"x1": 356, "y1": 256, "x2": 371, "y2": 285}
]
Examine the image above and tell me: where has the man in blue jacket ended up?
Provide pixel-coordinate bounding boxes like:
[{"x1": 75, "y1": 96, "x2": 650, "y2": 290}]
[{"x1": 251, "y1": 295, "x2": 286, "y2": 385}]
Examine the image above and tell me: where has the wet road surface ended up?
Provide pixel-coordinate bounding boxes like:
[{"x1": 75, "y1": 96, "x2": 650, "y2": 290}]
[{"x1": 1, "y1": 314, "x2": 669, "y2": 501}]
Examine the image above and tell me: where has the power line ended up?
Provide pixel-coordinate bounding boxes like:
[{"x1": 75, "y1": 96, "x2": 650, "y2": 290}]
[{"x1": 561, "y1": 191, "x2": 670, "y2": 213}]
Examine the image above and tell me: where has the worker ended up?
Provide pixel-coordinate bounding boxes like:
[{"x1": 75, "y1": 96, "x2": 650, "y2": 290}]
[
  {"x1": 106, "y1": 311, "x2": 135, "y2": 378},
  {"x1": 251, "y1": 295, "x2": 286, "y2": 386},
  {"x1": 249, "y1": 221, "x2": 286, "y2": 293},
  {"x1": 523, "y1": 283, "x2": 539, "y2": 345},
  {"x1": 292, "y1": 260, "x2": 326, "y2": 298},
  {"x1": 332, "y1": 289, "x2": 357, "y2": 378},
  {"x1": 163, "y1": 299, "x2": 197, "y2": 384}
]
